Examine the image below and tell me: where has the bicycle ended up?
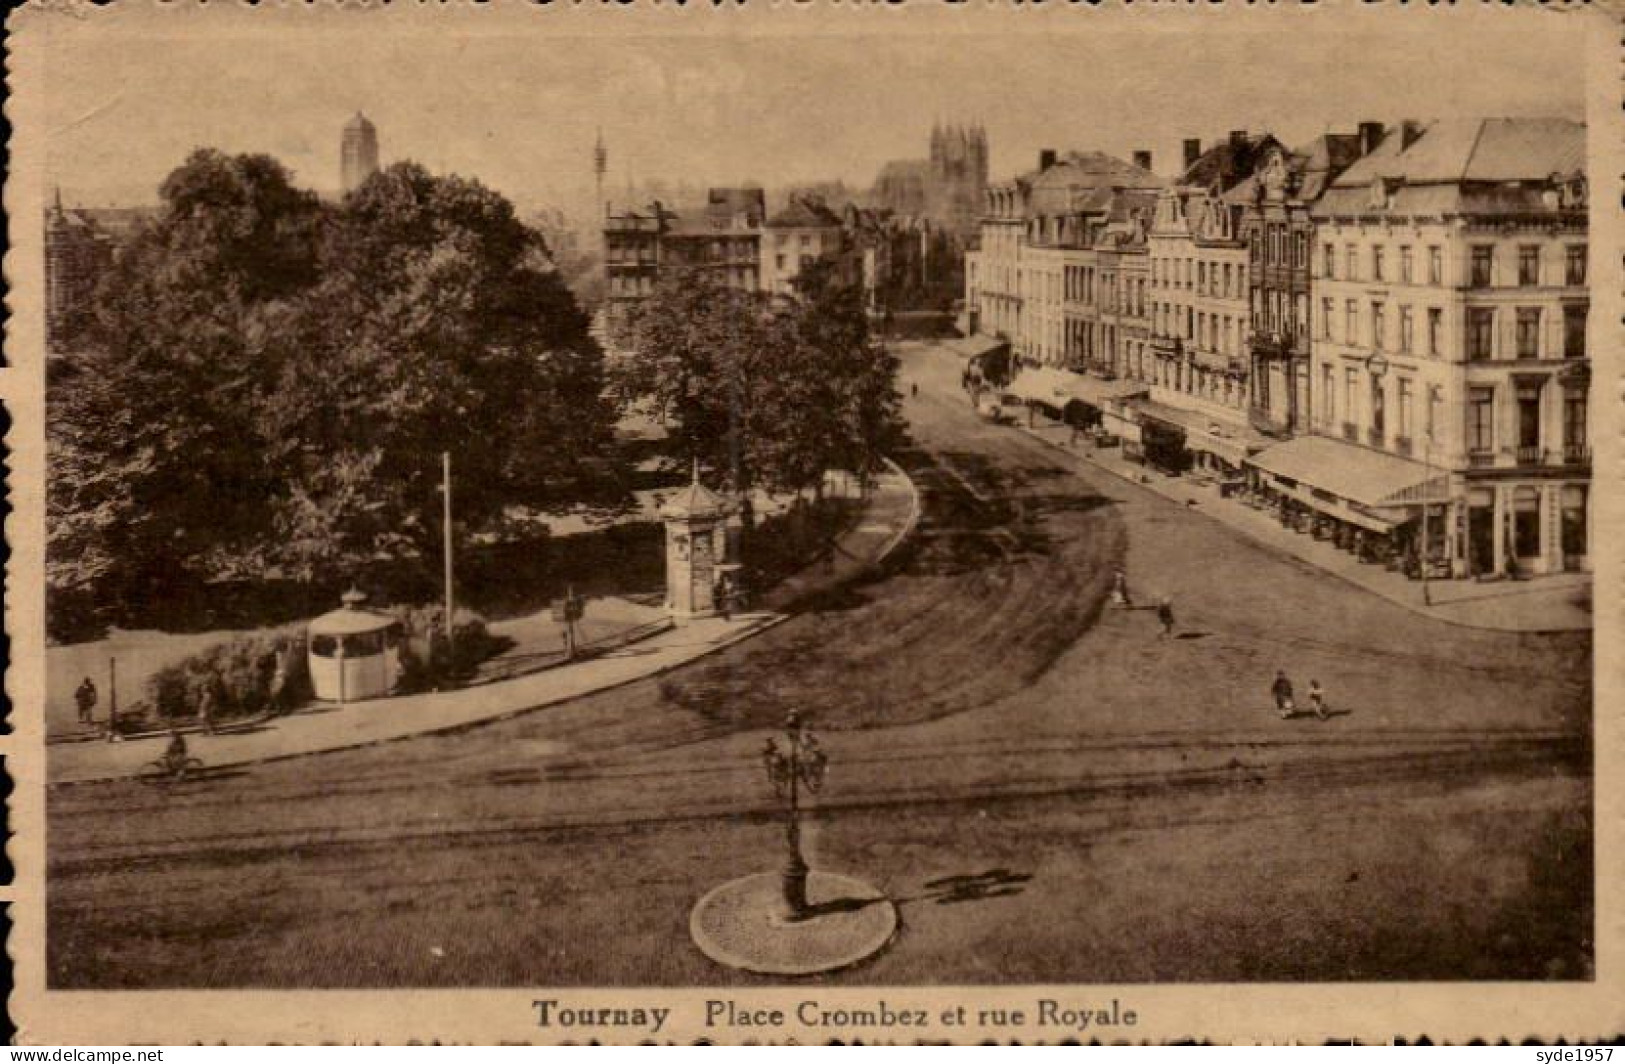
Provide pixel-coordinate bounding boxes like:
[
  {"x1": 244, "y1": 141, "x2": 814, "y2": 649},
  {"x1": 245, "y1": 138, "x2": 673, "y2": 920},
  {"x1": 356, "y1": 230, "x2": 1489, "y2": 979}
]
[{"x1": 139, "y1": 754, "x2": 205, "y2": 785}]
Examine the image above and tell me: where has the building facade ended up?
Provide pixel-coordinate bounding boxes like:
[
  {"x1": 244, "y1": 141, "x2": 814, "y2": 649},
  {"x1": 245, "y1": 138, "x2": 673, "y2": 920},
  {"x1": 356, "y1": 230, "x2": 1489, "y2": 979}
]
[
  {"x1": 762, "y1": 194, "x2": 849, "y2": 297},
  {"x1": 1228, "y1": 130, "x2": 1366, "y2": 437},
  {"x1": 1306, "y1": 117, "x2": 1589, "y2": 578},
  {"x1": 601, "y1": 188, "x2": 766, "y2": 335},
  {"x1": 341, "y1": 112, "x2": 380, "y2": 194},
  {"x1": 966, "y1": 149, "x2": 1163, "y2": 370}
]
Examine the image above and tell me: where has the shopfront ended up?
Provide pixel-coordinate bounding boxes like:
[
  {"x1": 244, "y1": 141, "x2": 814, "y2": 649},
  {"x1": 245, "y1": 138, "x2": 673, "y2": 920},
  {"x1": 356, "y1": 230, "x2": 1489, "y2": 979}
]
[{"x1": 1246, "y1": 435, "x2": 1449, "y2": 571}]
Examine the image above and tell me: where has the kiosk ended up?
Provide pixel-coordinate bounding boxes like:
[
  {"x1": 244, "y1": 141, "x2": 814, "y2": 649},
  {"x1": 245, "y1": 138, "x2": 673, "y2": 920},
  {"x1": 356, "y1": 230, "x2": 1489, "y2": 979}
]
[{"x1": 307, "y1": 589, "x2": 405, "y2": 703}]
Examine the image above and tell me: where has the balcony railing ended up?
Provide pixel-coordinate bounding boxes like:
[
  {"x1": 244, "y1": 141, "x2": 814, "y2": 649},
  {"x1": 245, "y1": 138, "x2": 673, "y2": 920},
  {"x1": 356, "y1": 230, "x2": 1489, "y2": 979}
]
[
  {"x1": 1342, "y1": 421, "x2": 1358, "y2": 443},
  {"x1": 1394, "y1": 436, "x2": 1413, "y2": 458},
  {"x1": 1564, "y1": 443, "x2": 1592, "y2": 465},
  {"x1": 1516, "y1": 444, "x2": 1544, "y2": 465},
  {"x1": 1468, "y1": 451, "x2": 1497, "y2": 468}
]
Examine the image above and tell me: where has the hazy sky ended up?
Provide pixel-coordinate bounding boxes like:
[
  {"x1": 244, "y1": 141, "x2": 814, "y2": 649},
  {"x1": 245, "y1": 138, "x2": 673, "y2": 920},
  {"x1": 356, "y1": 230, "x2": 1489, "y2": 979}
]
[{"x1": 40, "y1": 7, "x2": 1589, "y2": 219}]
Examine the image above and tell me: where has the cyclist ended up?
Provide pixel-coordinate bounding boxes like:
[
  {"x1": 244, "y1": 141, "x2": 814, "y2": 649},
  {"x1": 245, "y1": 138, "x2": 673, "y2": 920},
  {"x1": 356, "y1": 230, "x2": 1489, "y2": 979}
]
[{"x1": 163, "y1": 728, "x2": 191, "y2": 777}]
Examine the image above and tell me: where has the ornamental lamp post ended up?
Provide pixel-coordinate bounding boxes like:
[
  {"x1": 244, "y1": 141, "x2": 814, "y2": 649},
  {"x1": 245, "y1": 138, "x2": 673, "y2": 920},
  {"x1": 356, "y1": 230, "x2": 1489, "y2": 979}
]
[{"x1": 760, "y1": 710, "x2": 828, "y2": 921}]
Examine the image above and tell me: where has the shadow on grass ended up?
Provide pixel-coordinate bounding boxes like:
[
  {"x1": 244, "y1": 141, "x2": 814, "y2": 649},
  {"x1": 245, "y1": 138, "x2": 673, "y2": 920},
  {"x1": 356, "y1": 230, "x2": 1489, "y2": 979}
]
[{"x1": 911, "y1": 868, "x2": 1033, "y2": 906}]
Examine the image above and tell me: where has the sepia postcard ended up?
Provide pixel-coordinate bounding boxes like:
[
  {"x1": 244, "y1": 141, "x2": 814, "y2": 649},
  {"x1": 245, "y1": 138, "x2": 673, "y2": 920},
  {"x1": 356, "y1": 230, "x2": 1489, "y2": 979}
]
[{"x1": 5, "y1": 0, "x2": 1623, "y2": 1045}]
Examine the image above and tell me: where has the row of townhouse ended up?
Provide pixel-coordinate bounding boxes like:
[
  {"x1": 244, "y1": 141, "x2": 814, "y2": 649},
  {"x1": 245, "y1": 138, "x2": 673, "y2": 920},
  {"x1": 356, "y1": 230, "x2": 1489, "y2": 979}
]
[
  {"x1": 964, "y1": 117, "x2": 1591, "y2": 579},
  {"x1": 602, "y1": 188, "x2": 949, "y2": 342}
]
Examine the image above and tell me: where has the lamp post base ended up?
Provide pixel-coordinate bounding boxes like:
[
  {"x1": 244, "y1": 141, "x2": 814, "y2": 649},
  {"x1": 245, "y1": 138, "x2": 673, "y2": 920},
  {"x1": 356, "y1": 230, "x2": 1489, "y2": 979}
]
[{"x1": 690, "y1": 872, "x2": 897, "y2": 976}]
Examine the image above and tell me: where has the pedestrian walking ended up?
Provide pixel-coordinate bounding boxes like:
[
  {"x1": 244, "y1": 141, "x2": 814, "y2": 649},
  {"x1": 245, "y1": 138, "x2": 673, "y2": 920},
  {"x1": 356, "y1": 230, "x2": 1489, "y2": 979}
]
[
  {"x1": 715, "y1": 571, "x2": 733, "y2": 621},
  {"x1": 74, "y1": 676, "x2": 98, "y2": 727},
  {"x1": 1156, "y1": 597, "x2": 1175, "y2": 639},
  {"x1": 269, "y1": 652, "x2": 290, "y2": 716},
  {"x1": 1111, "y1": 568, "x2": 1132, "y2": 609},
  {"x1": 1272, "y1": 669, "x2": 1296, "y2": 718},
  {"x1": 197, "y1": 680, "x2": 219, "y2": 736},
  {"x1": 1308, "y1": 679, "x2": 1329, "y2": 721}
]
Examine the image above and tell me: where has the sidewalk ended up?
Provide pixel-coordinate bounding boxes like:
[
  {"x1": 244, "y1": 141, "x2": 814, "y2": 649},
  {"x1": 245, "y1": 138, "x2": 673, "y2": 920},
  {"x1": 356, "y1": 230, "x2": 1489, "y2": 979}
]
[
  {"x1": 49, "y1": 461, "x2": 921, "y2": 785},
  {"x1": 1017, "y1": 418, "x2": 1590, "y2": 634}
]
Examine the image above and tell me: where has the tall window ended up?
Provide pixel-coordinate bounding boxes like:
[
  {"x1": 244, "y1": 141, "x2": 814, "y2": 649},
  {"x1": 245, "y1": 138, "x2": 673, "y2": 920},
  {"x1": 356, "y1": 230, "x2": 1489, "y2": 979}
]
[
  {"x1": 1565, "y1": 305, "x2": 1587, "y2": 358},
  {"x1": 1372, "y1": 246, "x2": 1386, "y2": 282},
  {"x1": 1323, "y1": 243, "x2": 1335, "y2": 278},
  {"x1": 1344, "y1": 369, "x2": 1359, "y2": 429},
  {"x1": 1400, "y1": 245, "x2": 1413, "y2": 284},
  {"x1": 1428, "y1": 245, "x2": 1443, "y2": 285},
  {"x1": 1467, "y1": 308, "x2": 1495, "y2": 360},
  {"x1": 1562, "y1": 485, "x2": 1587, "y2": 560},
  {"x1": 1470, "y1": 245, "x2": 1494, "y2": 287},
  {"x1": 1322, "y1": 365, "x2": 1336, "y2": 425},
  {"x1": 1517, "y1": 381, "x2": 1543, "y2": 449},
  {"x1": 1345, "y1": 300, "x2": 1358, "y2": 344},
  {"x1": 1565, "y1": 387, "x2": 1588, "y2": 447},
  {"x1": 1371, "y1": 302, "x2": 1386, "y2": 350},
  {"x1": 1469, "y1": 387, "x2": 1496, "y2": 451},
  {"x1": 1345, "y1": 244, "x2": 1358, "y2": 281},
  {"x1": 1399, "y1": 306, "x2": 1414, "y2": 353},
  {"x1": 1566, "y1": 244, "x2": 1587, "y2": 286},
  {"x1": 1428, "y1": 308, "x2": 1443, "y2": 357},
  {"x1": 1518, "y1": 246, "x2": 1540, "y2": 287},
  {"x1": 1294, "y1": 232, "x2": 1308, "y2": 269},
  {"x1": 1321, "y1": 297, "x2": 1333, "y2": 340},
  {"x1": 1223, "y1": 263, "x2": 1232, "y2": 298},
  {"x1": 1516, "y1": 308, "x2": 1542, "y2": 359},
  {"x1": 1370, "y1": 374, "x2": 1386, "y2": 439},
  {"x1": 1397, "y1": 378, "x2": 1413, "y2": 439},
  {"x1": 1426, "y1": 384, "x2": 1442, "y2": 444}
]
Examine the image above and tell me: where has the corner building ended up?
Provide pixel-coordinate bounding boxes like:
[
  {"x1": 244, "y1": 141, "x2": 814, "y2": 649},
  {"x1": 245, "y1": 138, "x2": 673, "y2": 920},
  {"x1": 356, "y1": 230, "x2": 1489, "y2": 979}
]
[{"x1": 1301, "y1": 117, "x2": 1589, "y2": 578}]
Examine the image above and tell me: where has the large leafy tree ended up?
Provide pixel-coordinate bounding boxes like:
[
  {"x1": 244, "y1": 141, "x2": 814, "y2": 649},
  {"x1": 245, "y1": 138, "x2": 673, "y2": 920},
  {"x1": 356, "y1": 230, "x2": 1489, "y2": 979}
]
[
  {"x1": 48, "y1": 152, "x2": 617, "y2": 636},
  {"x1": 48, "y1": 150, "x2": 325, "y2": 618},
  {"x1": 257, "y1": 163, "x2": 614, "y2": 580},
  {"x1": 614, "y1": 258, "x2": 903, "y2": 504}
]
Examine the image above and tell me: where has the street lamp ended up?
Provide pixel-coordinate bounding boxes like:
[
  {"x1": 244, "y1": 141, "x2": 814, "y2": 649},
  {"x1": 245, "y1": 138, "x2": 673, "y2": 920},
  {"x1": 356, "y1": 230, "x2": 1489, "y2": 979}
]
[{"x1": 760, "y1": 710, "x2": 828, "y2": 920}]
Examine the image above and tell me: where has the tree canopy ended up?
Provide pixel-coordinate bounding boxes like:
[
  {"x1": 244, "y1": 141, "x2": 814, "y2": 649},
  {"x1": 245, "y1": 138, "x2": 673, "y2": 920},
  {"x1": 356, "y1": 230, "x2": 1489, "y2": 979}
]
[
  {"x1": 614, "y1": 258, "x2": 903, "y2": 501},
  {"x1": 48, "y1": 150, "x2": 617, "y2": 639}
]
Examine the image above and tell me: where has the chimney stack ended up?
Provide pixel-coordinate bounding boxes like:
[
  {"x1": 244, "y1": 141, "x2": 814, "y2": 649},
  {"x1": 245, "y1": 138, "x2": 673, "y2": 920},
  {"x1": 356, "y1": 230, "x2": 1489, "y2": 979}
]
[
  {"x1": 1133, "y1": 150, "x2": 1153, "y2": 172},
  {"x1": 1358, "y1": 121, "x2": 1386, "y2": 157},
  {"x1": 1183, "y1": 138, "x2": 1202, "y2": 172},
  {"x1": 1039, "y1": 148, "x2": 1058, "y2": 171},
  {"x1": 1229, "y1": 129, "x2": 1247, "y2": 148},
  {"x1": 1400, "y1": 118, "x2": 1425, "y2": 150}
]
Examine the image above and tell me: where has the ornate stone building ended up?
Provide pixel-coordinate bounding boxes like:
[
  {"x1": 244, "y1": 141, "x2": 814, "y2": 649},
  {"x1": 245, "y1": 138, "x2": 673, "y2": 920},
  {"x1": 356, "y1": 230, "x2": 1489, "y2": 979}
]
[
  {"x1": 1226, "y1": 129, "x2": 1366, "y2": 437},
  {"x1": 1300, "y1": 117, "x2": 1589, "y2": 578}
]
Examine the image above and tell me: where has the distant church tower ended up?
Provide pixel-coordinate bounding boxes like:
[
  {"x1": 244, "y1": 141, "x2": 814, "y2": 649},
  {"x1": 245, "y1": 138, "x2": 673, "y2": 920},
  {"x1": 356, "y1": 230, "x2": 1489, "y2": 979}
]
[
  {"x1": 927, "y1": 121, "x2": 989, "y2": 242},
  {"x1": 341, "y1": 112, "x2": 380, "y2": 194}
]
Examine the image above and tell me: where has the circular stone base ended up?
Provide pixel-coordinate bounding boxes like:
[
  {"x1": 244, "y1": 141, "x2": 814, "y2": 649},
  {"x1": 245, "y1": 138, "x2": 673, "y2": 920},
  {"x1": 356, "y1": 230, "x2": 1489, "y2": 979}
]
[{"x1": 690, "y1": 872, "x2": 897, "y2": 975}]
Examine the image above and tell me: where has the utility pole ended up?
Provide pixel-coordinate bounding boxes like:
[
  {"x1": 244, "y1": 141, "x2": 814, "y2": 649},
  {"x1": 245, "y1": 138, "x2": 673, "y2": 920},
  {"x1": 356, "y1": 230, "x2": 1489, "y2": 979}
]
[
  {"x1": 1422, "y1": 427, "x2": 1433, "y2": 607},
  {"x1": 442, "y1": 451, "x2": 455, "y2": 675},
  {"x1": 106, "y1": 657, "x2": 118, "y2": 742}
]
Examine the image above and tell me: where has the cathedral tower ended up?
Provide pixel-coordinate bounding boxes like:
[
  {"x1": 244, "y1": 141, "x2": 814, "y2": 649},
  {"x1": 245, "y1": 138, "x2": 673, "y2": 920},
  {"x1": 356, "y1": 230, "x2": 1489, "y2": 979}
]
[{"x1": 341, "y1": 112, "x2": 380, "y2": 194}]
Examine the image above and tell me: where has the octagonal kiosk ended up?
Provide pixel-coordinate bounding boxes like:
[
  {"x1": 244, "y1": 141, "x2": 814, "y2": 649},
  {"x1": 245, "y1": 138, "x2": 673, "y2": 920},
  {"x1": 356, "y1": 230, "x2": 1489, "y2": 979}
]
[
  {"x1": 308, "y1": 589, "x2": 404, "y2": 704},
  {"x1": 661, "y1": 469, "x2": 735, "y2": 622}
]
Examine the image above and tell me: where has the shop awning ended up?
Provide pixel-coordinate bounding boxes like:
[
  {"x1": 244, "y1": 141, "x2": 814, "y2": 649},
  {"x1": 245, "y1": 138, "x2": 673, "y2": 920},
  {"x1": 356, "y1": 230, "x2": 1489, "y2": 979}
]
[
  {"x1": 1006, "y1": 367, "x2": 1077, "y2": 406},
  {"x1": 1133, "y1": 401, "x2": 1267, "y2": 465},
  {"x1": 1269, "y1": 481, "x2": 1400, "y2": 534},
  {"x1": 1063, "y1": 376, "x2": 1151, "y2": 410},
  {"x1": 1245, "y1": 434, "x2": 1450, "y2": 509},
  {"x1": 948, "y1": 335, "x2": 1011, "y2": 363}
]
